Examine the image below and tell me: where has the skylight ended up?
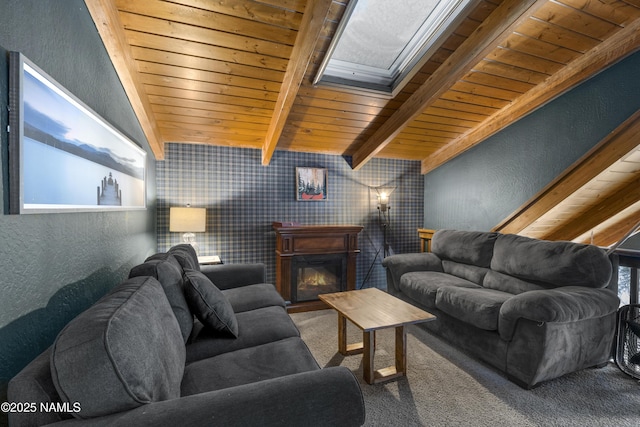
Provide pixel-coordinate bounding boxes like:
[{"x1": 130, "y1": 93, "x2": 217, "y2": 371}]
[{"x1": 314, "y1": 0, "x2": 478, "y2": 96}]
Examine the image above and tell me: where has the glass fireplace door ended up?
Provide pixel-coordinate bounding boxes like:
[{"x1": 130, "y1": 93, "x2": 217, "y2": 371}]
[{"x1": 291, "y1": 254, "x2": 347, "y2": 303}]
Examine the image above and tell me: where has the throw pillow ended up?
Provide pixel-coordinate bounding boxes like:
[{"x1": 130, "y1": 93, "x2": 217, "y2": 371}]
[
  {"x1": 129, "y1": 253, "x2": 194, "y2": 343},
  {"x1": 183, "y1": 268, "x2": 239, "y2": 338},
  {"x1": 50, "y1": 276, "x2": 185, "y2": 419},
  {"x1": 168, "y1": 244, "x2": 200, "y2": 271}
]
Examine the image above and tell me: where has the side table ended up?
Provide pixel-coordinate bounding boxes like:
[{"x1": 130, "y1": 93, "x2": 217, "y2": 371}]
[{"x1": 198, "y1": 255, "x2": 222, "y2": 265}]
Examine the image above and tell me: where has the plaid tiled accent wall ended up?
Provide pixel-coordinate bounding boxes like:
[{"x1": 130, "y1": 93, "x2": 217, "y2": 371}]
[{"x1": 157, "y1": 143, "x2": 424, "y2": 289}]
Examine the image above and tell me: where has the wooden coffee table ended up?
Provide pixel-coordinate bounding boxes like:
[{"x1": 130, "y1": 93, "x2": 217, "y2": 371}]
[{"x1": 319, "y1": 288, "x2": 435, "y2": 384}]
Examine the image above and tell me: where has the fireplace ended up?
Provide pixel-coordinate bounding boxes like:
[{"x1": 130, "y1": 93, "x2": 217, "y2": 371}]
[
  {"x1": 273, "y1": 224, "x2": 363, "y2": 312},
  {"x1": 292, "y1": 254, "x2": 347, "y2": 303}
]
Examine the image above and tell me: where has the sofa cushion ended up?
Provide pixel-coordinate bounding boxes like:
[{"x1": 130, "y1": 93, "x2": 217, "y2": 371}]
[
  {"x1": 483, "y1": 270, "x2": 547, "y2": 294},
  {"x1": 222, "y1": 283, "x2": 286, "y2": 313},
  {"x1": 431, "y1": 229, "x2": 499, "y2": 268},
  {"x1": 442, "y1": 260, "x2": 489, "y2": 285},
  {"x1": 200, "y1": 263, "x2": 266, "y2": 290},
  {"x1": 186, "y1": 306, "x2": 300, "y2": 363},
  {"x1": 491, "y1": 234, "x2": 612, "y2": 288},
  {"x1": 8, "y1": 348, "x2": 69, "y2": 426},
  {"x1": 382, "y1": 252, "x2": 444, "y2": 293},
  {"x1": 183, "y1": 269, "x2": 239, "y2": 338},
  {"x1": 181, "y1": 337, "x2": 319, "y2": 395},
  {"x1": 50, "y1": 276, "x2": 185, "y2": 419},
  {"x1": 399, "y1": 271, "x2": 481, "y2": 308},
  {"x1": 435, "y1": 287, "x2": 513, "y2": 331},
  {"x1": 168, "y1": 244, "x2": 200, "y2": 271},
  {"x1": 129, "y1": 253, "x2": 193, "y2": 342}
]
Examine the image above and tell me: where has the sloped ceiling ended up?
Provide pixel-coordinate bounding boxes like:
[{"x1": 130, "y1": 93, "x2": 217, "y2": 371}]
[{"x1": 85, "y1": 0, "x2": 640, "y2": 245}]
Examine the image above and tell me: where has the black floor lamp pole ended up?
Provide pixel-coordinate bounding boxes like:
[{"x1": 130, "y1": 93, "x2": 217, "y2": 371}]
[{"x1": 379, "y1": 206, "x2": 391, "y2": 258}]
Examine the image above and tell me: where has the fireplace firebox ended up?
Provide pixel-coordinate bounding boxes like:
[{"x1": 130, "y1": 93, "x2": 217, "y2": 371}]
[
  {"x1": 273, "y1": 223, "x2": 363, "y2": 312},
  {"x1": 292, "y1": 254, "x2": 347, "y2": 303}
]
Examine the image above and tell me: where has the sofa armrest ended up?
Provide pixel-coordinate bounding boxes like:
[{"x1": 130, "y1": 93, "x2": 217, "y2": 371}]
[
  {"x1": 48, "y1": 367, "x2": 365, "y2": 427},
  {"x1": 498, "y1": 286, "x2": 620, "y2": 340},
  {"x1": 382, "y1": 253, "x2": 443, "y2": 293},
  {"x1": 199, "y1": 263, "x2": 266, "y2": 290}
]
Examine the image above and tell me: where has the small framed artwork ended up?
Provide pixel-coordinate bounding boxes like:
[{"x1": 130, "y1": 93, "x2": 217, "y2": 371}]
[
  {"x1": 8, "y1": 52, "x2": 146, "y2": 214},
  {"x1": 296, "y1": 167, "x2": 327, "y2": 201}
]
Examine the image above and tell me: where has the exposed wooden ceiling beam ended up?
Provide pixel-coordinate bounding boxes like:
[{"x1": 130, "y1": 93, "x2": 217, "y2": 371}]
[
  {"x1": 576, "y1": 204, "x2": 640, "y2": 247},
  {"x1": 421, "y1": 16, "x2": 640, "y2": 174},
  {"x1": 543, "y1": 176, "x2": 640, "y2": 242},
  {"x1": 350, "y1": 0, "x2": 547, "y2": 171},
  {"x1": 494, "y1": 108, "x2": 640, "y2": 235},
  {"x1": 261, "y1": 0, "x2": 333, "y2": 166},
  {"x1": 84, "y1": 0, "x2": 165, "y2": 159}
]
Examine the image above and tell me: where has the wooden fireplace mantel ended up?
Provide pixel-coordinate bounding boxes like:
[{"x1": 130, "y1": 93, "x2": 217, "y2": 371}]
[{"x1": 273, "y1": 223, "x2": 363, "y2": 312}]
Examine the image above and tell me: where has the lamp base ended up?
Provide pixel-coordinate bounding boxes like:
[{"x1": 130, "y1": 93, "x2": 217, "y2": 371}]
[{"x1": 181, "y1": 232, "x2": 201, "y2": 256}]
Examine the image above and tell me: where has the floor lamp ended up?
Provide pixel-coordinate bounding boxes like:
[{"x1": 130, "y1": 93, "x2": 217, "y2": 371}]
[{"x1": 376, "y1": 188, "x2": 394, "y2": 258}]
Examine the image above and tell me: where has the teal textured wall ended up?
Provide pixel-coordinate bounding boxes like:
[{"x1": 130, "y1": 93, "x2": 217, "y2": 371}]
[
  {"x1": 424, "y1": 51, "x2": 640, "y2": 235},
  {"x1": 0, "y1": 0, "x2": 157, "y2": 416}
]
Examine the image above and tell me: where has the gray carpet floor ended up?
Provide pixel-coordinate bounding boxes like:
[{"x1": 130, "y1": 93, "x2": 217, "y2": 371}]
[{"x1": 290, "y1": 309, "x2": 640, "y2": 427}]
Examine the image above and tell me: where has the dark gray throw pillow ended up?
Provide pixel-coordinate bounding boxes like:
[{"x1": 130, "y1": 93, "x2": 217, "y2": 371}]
[
  {"x1": 50, "y1": 276, "x2": 185, "y2": 419},
  {"x1": 183, "y1": 268, "x2": 239, "y2": 338},
  {"x1": 129, "y1": 253, "x2": 193, "y2": 343}
]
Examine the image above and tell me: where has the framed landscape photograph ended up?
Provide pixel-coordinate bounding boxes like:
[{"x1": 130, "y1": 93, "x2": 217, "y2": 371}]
[
  {"x1": 8, "y1": 52, "x2": 146, "y2": 214},
  {"x1": 296, "y1": 167, "x2": 327, "y2": 201}
]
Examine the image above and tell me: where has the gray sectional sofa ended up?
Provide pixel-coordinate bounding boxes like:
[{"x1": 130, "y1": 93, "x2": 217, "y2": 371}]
[
  {"x1": 382, "y1": 229, "x2": 620, "y2": 388},
  {"x1": 8, "y1": 244, "x2": 365, "y2": 426}
]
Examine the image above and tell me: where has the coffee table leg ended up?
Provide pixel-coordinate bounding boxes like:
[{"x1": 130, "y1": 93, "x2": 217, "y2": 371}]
[
  {"x1": 363, "y1": 326, "x2": 407, "y2": 384},
  {"x1": 395, "y1": 325, "x2": 406, "y2": 376},
  {"x1": 363, "y1": 330, "x2": 375, "y2": 384},
  {"x1": 338, "y1": 313, "x2": 363, "y2": 356},
  {"x1": 338, "y1": 313, "x2": 347, "y2": 355}
]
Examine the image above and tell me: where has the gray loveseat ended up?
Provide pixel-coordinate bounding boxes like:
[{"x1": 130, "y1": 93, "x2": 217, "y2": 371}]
[
  {"x1": 382, "y1": 229, "x2": 620, "y2": 388},
  {"x1": 9, "y1": 244, "x2": 365, "y2": 426}
]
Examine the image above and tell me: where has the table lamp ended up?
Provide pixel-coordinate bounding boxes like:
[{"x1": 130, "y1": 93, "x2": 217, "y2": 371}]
[{"x1": 170, "y1": 205, "x2": 206, "y2": 255}]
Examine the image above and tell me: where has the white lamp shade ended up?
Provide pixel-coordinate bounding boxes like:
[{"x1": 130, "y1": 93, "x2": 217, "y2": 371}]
[
  {"x1": 170, "y1": 207, "x2": 206, "y2": 232},
  {"x1": 375, "y1": 187, "x2": 395, "y2": 204}
]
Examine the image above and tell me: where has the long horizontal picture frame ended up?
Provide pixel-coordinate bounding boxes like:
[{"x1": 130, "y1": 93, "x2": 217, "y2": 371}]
[{"x1": 8, "y1": 52, "x2": 146, "y2": 214}]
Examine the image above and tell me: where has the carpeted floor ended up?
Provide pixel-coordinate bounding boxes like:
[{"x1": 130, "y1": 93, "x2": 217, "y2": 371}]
[{"x1": 290, "y1": 309, "x2": 640, "y2": 427}]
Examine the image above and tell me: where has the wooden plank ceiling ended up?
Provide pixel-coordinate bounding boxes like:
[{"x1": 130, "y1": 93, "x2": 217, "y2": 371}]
[{"x1": 85, "y1": 0, "x2": 640, "y2": 246}]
